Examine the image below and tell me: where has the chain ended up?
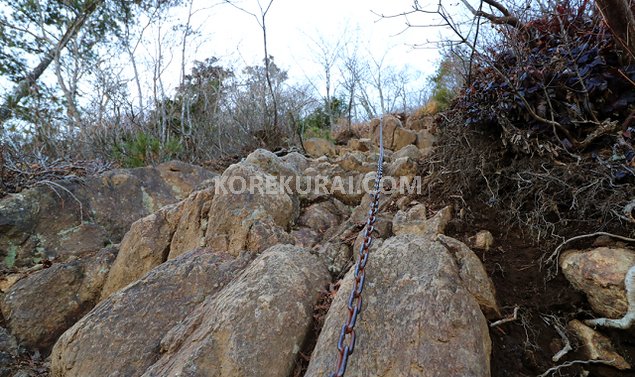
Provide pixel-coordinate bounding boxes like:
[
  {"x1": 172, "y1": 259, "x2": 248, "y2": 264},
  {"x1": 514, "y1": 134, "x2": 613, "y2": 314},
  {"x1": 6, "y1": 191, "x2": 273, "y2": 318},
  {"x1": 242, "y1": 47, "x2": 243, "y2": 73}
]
[{"x1": 329, "y1": 117, "x2": 384, "y2": 377}]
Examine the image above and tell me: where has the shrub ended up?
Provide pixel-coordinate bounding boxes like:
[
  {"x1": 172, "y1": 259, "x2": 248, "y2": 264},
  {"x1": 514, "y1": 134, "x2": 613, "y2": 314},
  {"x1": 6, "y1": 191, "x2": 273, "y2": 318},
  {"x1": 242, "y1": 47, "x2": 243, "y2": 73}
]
[{"x1": 112, "y1": 133, "x2": 182, "y2": 168}]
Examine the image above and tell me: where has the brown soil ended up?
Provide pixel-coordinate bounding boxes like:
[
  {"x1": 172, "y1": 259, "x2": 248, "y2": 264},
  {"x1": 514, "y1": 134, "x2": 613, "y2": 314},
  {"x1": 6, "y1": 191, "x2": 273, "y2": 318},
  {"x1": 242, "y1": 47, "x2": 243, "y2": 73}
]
[
  {"x1": 420, "y1": 114, "x2": 635, "y2": 376},
  {"x1": 443, "y1": 204, "x2": 635, "y2": 377}
]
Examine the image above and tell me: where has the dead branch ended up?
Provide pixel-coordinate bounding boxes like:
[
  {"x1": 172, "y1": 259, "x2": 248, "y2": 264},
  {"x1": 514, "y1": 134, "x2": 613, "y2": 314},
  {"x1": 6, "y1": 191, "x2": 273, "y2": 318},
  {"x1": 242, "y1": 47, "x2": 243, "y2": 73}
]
[
  {"x1": 544, "y1": 231, "x2": 635, "y2": 273},
  {"x1": 490, "y1": 306, "x2": 519, "y2": 327},
  {"x1": 458, "y1": 0, "x2": 523, "y2": 28},
  {"x1": 538, "y1": 359, "x2": 620, "y2": 377},
  {"x1": 576, "y1": 120, "x2": 623, "y2": 150},
  {"x1": 542, "y1": 314, "x2": 572, "y2": 362},
  {"x1": 36, "y1": 180, "x2": 84, "y2": 223}
]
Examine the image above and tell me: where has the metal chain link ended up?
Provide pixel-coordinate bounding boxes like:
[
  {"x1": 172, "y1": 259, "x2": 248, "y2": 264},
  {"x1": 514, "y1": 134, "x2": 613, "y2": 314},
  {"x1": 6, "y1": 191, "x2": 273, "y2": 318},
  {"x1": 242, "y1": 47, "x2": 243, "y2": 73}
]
[{"x1": 329, "y1": 118, "x2": 384, "y2": 377}]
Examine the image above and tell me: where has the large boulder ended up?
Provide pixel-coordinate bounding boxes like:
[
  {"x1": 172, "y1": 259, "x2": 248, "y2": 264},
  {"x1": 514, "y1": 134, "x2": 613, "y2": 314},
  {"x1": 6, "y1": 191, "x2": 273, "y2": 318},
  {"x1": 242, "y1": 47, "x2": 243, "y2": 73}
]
[
  {"x1": 0, "y1": 246, "x2": 117, "y2": 351},
  {"x1": 0, "y1": 162, "x2": 215, "y2": 269},
  {"x1": 304, "y1": 234, "x2": 492, "y2": 377},
  {"x1": 280, "y1": 151, "x2": 311, "y2": 172},
  {"x1": 99, "y1": 203, "x2": 184, "y2": 299},
  {"x1": 141, "y1": 245, "x2": 330, "y2": 377},
  {"x1": 371, "y1": 116, "x2": 417, "y2": 151},
  {"x1": 304, "y1": 138, "x2": 337, "y2": 158},
  {"x1": 416, "y1": 129, "x2": 436, "y2": 151},
  {"x1": 335, "y1": 152, "x2": 375, "y2": 174},
  {"x1": 303, "y1": 161, "x2": 367, "y2": 206},
  {"x1": 204, "y1": 162, "x2": 296, "y2": 255},
  {"x1": 386, "y1": 157, "x2": 418, "y2": 181},
  {"x1": 392, "y1": 144, "x2": 423, "y2": 160},
  {"x1": 51, "y1": 249, "x2": 253, "y2": 377},
  {"x1": 405, "y1": 113, "x2": 434, "y2": 131},
  {"x1": 298, "y1": 199, "x2": 349, "y2": 234},
  {"x1": 102, "y1": 150, "x2": 301, "y2": 299},
  {"x1": 168, "y1": 186, "x2": 216, "y2": 260},
  {"x1": 347, "y1": 138, "x2": 372, "y2": 152},
  {"x1": 560, "y1": 247, "x2": 635, "y2": 318}
]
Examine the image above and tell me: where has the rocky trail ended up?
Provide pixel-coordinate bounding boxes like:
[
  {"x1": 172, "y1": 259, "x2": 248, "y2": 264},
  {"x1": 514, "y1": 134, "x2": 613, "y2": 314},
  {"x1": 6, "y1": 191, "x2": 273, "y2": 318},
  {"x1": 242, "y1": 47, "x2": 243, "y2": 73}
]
[{"x1": 0, "y1": 115, "x2": 634, "y2": 377}]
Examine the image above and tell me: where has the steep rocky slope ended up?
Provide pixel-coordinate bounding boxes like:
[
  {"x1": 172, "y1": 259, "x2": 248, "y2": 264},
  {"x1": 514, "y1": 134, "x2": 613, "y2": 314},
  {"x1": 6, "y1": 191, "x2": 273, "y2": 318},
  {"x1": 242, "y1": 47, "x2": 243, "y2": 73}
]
[{"x1": 0, "y1": 115, "x2": 633, "y2": 377}]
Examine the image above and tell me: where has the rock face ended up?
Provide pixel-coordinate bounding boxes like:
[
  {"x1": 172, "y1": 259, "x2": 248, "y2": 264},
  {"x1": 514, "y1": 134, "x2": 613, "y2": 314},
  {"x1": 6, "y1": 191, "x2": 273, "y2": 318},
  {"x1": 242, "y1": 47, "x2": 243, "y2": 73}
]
[
  {"x1": 304, "y1": 138, "x2": 337, "y2": 158},
  {"x1": 52, "y1": 245, "x2": 329, "y2": 377},
  {"x1": 0, "y1": 161, "x2": 215, "y2": 269},
  {"x1": 416, "y1": 129, "x2": 436, "y2": 150},
  {"x1": 560, "y1": 247, "x2": 635, "y2": 318},
  {"x1": 142, "y1": 245, "x2": 330, "y2": 377},
  {"x1": 392, "y1": 144, "x2": 422, "y2": 160},
  {"x1": 168, "y1": 186, "x2": 216, "y2": 259},
  {"x1": 386, "y1": 157, "x2": 418, "y2": 181},
  {"x1": 304, "y1": 234, "x2": 492, "y2": 377},
  {"x1": 371, "y1": 116, "x2": 417, "y2": 151},
  {"x1": 2, "y1": 135, "x2": 504, "y2": 377},
  {"x1": 436, "y1": 235, "x2": 500, "y2": 319},
  {"x1": 347, "y1": 138, "x2": 372, "y2": 152},
  {"x1": 204, "y1": 161, "x2": 296, "y2": 255},
  {"x1": 392, "y1": 204, "x2": 428, "y2": 236},
  {"x1": 100, "y1": 149, "x2": 298, "y2": 299},
  {"x1": 298, "y1": 199, "x2": 349, "y2": 234},
  {"x1": 406, "y1": 113, "x2": 434, "y2": 131},
  {"x1": 0, "y1": 246, "x2": 116, "y2": 351},
  {"x1": 51, "y1": 249, "x2": 253, "y2": 377},
  {"x1": 99, "y1": 203, "x2": 184, "y2": 299}
]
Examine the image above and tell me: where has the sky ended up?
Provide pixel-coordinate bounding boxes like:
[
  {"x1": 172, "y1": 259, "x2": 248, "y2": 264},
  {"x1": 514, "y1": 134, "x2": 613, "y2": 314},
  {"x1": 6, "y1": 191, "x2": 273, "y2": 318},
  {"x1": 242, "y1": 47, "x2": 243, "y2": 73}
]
[
  {"x1": 196, "y1": 0, "x2": 442, "y2": 70},
  {"x1": 0, "y1": 0, "x2": 462, "y2": 123},
  {"x1": 147, "y1": 0, "x2": 454, "y2": 96}
]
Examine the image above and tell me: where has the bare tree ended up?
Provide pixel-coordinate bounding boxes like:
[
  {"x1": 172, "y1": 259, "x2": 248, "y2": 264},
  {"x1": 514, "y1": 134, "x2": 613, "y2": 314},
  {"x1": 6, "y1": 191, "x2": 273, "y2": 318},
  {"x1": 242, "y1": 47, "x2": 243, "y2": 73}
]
[
  {"x1": 339, "y1": 44, "x2": 365, "y2": 129},
  {"x1": 307, "y1": 33, "x2": 346, "y2": 128},
  {"x1": 224, "y1": 0, "x2": 278, "y2": 131}
]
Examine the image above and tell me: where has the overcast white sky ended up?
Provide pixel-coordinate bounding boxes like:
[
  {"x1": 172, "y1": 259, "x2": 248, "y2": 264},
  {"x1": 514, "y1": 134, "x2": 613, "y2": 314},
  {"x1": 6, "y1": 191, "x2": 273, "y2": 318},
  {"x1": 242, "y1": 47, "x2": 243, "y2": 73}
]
[{"x1": 150, "y1": 0, "x2": 453, "y2": 94}]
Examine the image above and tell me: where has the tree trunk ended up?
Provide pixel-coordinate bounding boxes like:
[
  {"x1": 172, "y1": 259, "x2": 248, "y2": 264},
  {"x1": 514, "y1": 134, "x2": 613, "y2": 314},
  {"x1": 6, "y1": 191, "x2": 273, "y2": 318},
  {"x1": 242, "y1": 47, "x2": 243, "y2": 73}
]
[
  {"x1": 0, "y1": 0, "x2": 104, "y2": 127},
  {"x1": 596, "y1": 0, "x2": 635, "y2": 61}
]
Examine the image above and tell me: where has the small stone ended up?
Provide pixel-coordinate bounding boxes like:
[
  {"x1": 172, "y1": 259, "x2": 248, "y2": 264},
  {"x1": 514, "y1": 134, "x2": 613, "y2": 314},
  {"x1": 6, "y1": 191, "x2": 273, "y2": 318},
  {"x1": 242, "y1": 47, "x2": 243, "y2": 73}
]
[
  {"x1": 0, "y1": 275, "x2": 22, "y2": 294},
  {"x1": 474, "y1": 230, "x2": 494, "y2": 251},
  {"x1": 0, "y1": 327, "x2": 18, "y2": 356},
  {"x1": 396, "y1": 196, "x2": 412, "y2": 210},
  {"x1": 568, "y1": 319, "x2": 631, "y2": 370}
]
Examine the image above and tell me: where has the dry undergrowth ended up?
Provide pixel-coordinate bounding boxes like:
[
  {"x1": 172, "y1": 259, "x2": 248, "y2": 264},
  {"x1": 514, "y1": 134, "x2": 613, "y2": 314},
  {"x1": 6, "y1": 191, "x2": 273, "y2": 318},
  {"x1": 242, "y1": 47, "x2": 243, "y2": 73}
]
[{"x1": 422, "y1": 110, "x2": 634, "y2": 272}]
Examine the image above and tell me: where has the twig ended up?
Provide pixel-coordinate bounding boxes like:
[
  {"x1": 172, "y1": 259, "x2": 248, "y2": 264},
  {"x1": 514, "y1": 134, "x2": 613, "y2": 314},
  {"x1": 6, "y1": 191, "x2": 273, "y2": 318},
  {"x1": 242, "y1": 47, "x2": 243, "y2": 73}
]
[
  {"x1": 544, "y1": 232, "x2": 635, "y2": 275},
  {"x1": 576, "y1": 120, "x2": 622, "y2": 150},
  {"x1": 537, "y1": 359, "x2": 618, "y2": 377},
  {"x1": 36, "y1": 180, "x2": 84, "y2": 223},
  {"x1": 585, "y1": 265, "x2": 635, "y2": 329},
  {"x1": 490, "y1": 306, "x2": 519, "y2": 327},
  {"x1": 542, "y1": 314, "x2": 572, "y2": 362}
]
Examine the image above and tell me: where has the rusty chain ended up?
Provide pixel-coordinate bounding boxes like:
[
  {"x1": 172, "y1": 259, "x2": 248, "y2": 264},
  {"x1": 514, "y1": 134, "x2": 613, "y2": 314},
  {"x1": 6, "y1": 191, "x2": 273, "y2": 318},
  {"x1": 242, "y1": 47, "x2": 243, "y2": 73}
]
[{"x1": 329, "y1": 117, "x2": 384, "y2": 377}]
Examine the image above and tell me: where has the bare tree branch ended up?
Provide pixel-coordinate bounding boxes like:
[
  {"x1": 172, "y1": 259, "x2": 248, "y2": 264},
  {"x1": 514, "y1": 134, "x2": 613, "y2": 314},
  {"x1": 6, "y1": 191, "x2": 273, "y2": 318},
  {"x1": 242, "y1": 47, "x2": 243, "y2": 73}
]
[
  {"x1": 0, "y1": 0, "x2": 105, "y2": 126},
  {"x1": 458, "y1": 0, "x2": 522, "y2": 28}
]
